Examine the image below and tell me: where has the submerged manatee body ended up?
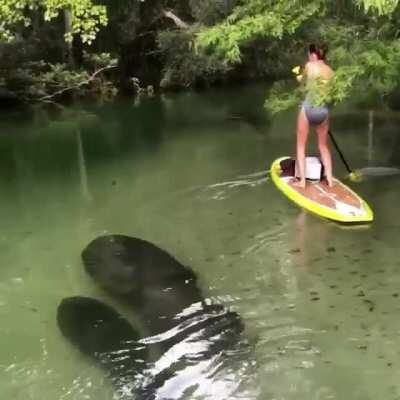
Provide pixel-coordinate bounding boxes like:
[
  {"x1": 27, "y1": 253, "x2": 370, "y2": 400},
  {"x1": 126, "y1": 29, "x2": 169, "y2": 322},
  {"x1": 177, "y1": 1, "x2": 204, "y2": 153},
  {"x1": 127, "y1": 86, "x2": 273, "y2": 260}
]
[
  {"x1": 57, "y1": 295, "x2": 255, "y2": 400},
  {"x1": 81, "y1": 235, "x2": 246, "y2": 355},
  {"x1": 57, "y1": 296, "x2": 148, "y2": 398},
  {"x1": 58, "y1": 235, "x2": 257, "y2": 399},
  {"x1": 82, "y1": 235, "x2": 207, "y2": 334}
]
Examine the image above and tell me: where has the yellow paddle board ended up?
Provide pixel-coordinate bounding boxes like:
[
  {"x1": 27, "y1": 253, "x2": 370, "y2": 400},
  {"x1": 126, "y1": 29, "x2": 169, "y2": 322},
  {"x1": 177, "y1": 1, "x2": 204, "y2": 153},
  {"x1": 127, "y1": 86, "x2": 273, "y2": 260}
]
[{"x1": 270, "y1": 157, "x2": 374, "y2": 223}]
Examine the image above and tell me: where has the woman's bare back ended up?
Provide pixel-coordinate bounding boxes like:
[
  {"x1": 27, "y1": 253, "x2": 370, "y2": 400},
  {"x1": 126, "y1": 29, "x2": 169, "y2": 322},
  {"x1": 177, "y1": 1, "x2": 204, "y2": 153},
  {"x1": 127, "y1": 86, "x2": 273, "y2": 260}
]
[{"x1": 305, "y1": 60, "x2": 334, "y2": 81}]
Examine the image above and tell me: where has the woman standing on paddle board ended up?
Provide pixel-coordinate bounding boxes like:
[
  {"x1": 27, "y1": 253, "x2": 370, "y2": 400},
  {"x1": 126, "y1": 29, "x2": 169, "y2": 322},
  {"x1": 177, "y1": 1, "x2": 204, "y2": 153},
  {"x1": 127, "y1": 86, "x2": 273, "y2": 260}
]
[{"x1": 294, "y1": 44, "x2": 335, "y2": 188}]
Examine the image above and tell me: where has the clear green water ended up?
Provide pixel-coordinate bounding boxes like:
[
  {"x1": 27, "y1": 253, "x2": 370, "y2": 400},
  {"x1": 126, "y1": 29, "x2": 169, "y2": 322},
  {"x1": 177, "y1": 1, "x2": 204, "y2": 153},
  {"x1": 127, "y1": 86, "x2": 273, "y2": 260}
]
[{"x1": 1, "y1": 85, "x2": 400, "y2": 400}]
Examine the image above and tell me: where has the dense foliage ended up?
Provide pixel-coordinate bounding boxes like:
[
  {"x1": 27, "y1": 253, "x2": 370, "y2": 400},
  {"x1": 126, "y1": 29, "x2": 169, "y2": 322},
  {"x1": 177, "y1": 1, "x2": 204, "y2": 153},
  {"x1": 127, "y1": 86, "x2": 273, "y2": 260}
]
[
  {"x1": 196, "y1": 0, "x2": 400, "y2": 112},
  {"x1": 1, "y1": 0, "x2": 400, "y2": 109},
  {"x1": 0, "y1": 0, "x2": 107, "y2": 43}
]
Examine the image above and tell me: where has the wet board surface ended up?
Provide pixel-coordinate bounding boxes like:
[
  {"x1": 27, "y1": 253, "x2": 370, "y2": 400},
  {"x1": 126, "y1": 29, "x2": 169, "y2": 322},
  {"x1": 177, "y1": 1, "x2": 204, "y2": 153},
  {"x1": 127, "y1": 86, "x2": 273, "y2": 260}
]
[{"x1": 270, "y1": 157, "x2": 374, "y2": 223}]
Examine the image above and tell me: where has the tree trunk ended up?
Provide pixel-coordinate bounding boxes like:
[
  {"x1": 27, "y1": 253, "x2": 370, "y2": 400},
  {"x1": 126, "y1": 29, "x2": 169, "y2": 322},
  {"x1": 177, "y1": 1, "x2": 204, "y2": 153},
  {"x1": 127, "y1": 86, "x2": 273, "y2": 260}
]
[
  {"x1": 367, "y1": 110, "x2": 374, "y2": 164},
  {"x1": 64, "y1": 8, "x2": 74, "y2": 68}
]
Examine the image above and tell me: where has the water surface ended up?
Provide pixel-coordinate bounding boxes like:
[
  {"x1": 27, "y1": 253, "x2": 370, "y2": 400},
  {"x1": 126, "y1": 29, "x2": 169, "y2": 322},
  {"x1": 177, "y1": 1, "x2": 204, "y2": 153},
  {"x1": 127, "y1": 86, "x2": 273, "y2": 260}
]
[{"x1": 1, "y1": 85, "x2": 400, "y2": 400}]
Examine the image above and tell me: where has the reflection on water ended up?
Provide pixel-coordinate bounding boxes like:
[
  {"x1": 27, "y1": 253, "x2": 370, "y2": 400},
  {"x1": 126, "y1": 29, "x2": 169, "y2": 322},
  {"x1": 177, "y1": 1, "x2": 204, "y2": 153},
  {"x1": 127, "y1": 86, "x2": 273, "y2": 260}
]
[
  {"x1": 0, "y1": 85, "x2": 400, "y2": 399},
  {"x1": 198, "y1": 170, "x2": 268, "y2": 201}
]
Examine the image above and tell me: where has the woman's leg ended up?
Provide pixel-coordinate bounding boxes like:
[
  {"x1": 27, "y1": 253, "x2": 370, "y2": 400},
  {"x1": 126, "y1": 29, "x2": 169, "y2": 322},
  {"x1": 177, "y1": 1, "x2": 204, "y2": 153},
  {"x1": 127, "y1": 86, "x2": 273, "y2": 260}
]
[
  {"x1": 316, "y1": 118, "x2": 333, "y2": 187},
  {"x1": 295, "y1": 108, "x2": 310, "y2": 188}
]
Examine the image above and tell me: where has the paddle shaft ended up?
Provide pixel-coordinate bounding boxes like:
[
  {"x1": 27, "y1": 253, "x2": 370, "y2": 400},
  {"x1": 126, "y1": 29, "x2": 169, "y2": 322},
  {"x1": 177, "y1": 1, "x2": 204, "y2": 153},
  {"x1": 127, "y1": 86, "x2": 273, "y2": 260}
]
[{"x1": 328, "y1": 130, "x2": 353, "y2": 174}]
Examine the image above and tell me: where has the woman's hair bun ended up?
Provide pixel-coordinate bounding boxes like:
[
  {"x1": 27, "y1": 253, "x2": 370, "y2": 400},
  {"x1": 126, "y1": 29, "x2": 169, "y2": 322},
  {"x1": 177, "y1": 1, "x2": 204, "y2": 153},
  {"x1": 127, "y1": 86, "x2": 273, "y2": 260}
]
[{"x1": 309, "y1": 43, "x2": 328, "y2": 60}]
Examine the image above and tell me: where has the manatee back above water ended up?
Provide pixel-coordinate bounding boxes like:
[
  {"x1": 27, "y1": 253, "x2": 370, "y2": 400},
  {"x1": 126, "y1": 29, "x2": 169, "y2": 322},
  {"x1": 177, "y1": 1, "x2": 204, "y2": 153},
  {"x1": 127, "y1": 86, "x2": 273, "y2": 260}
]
[{"x1": 82, "y1": 235, "x2": 204, "y2": 333}]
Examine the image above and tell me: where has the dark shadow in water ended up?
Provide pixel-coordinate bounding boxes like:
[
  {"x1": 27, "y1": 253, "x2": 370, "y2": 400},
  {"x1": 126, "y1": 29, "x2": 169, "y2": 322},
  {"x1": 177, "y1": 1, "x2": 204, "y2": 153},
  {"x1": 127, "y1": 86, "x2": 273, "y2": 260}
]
[
  {"x1": 80, "y1": 97, "x2": 165, "y2": 161},
  {"x1": 0, "y1": 86, "x2": 276, "y2": 189},
  {"x1": 0, "y1": 98, "x2": 167, "y2": 201},
  {"x1": 159, "y1": 84, "x2": 272, "y2": 135}
]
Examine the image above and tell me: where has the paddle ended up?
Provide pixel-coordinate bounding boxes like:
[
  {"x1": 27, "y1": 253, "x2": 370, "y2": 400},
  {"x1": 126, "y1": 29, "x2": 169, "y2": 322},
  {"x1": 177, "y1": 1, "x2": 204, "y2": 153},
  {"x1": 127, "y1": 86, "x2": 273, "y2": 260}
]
[{"x1": 328, "y1": 130, "x2": 362, "y2": 182}]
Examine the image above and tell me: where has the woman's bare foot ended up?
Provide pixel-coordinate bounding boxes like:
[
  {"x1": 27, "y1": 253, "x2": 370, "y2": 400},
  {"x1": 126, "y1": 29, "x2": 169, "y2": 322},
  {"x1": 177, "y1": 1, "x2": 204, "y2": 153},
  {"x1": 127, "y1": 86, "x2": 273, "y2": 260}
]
[
  {"x1": 322, "y1": 175, "x2": 334, "y2": 188},
  {"x1": 292, "y1": 178, "x2": 306, "y2": 189}
]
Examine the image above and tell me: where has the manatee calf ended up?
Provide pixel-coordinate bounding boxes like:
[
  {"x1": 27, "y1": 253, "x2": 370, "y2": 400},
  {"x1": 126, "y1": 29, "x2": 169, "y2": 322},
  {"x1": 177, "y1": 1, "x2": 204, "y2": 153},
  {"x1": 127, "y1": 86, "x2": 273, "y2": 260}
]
[
  {"x1": 57, "y1": 296, "x2": 148, "y2": 379},
  {"x1": 57, "y1": 296, "x2": 255, "y2": 400},
  {"x1": 57, "y1": 296, "x2": 149, "y2": 398}
]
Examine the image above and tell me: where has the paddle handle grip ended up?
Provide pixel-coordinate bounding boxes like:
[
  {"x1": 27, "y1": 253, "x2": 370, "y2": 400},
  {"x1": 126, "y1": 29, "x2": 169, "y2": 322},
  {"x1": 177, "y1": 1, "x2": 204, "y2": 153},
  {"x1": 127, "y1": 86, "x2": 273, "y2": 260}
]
[{"x1": 328, "y1": 130, "x2": 353, "y2": 174}]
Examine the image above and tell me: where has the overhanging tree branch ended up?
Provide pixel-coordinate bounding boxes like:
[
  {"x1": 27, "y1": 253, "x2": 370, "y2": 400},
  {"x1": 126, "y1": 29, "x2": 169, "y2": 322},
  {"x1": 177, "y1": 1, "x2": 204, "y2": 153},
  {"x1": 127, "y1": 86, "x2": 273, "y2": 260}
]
[
  {"x1": 38, "y1": 65, "x2": 117, "y2": 102},
  {"x1": 162, "y1": 9, "x2": 189, "y2": 29}
]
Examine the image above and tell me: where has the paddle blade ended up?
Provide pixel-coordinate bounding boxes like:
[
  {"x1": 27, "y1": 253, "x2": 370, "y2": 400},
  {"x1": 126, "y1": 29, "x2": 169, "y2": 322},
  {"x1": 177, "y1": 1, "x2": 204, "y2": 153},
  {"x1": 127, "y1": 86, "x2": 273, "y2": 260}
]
[
  {"x1": 348, "y1": 170, "x2": 364, "y2": 182},
  {"x1": 357, "y1": 166, "x2": 400, "y2": 177},
  {"x1": 348, "y1": 166, "x2": 400, "y2": 182}
]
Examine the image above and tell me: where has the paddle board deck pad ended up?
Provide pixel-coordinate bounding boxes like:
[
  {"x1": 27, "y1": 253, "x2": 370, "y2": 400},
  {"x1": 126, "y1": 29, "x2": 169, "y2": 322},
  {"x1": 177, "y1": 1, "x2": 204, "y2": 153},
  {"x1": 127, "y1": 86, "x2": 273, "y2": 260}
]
[{"x1": 270, "y1": 157, "x2": 374, "y2": 223}]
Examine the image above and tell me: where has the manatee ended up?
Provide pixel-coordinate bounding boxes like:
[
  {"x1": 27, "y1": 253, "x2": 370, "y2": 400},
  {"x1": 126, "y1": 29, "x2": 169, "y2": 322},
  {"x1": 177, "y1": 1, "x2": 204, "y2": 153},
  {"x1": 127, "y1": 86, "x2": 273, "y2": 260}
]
[
  {"x1": 82, "y1": 235, "x2": 205, "y2": 335},
  {"x1": 58, "y1": 236, "x2": 257, "y2": 399},
  {"x1": 57, "y1": 296, "x2": 254, "y2": 400},
  {"x1": 57, "y1": 296, "x2": 148, "y2": 398},
  {"x1": 81, "y1": 235, "x2": 248, "y2": 360}
]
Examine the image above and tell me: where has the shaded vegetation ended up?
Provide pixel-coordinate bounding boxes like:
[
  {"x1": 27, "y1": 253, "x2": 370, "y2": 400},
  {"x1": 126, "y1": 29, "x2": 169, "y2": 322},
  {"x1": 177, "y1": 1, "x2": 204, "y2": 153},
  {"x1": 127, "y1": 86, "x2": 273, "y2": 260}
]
[
  {"x1": 1, "y1": 0, "x2": 400, "y2": 110},
  {"x1": 196, "y1": 0, "x2": 400, "y2": 112}
]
